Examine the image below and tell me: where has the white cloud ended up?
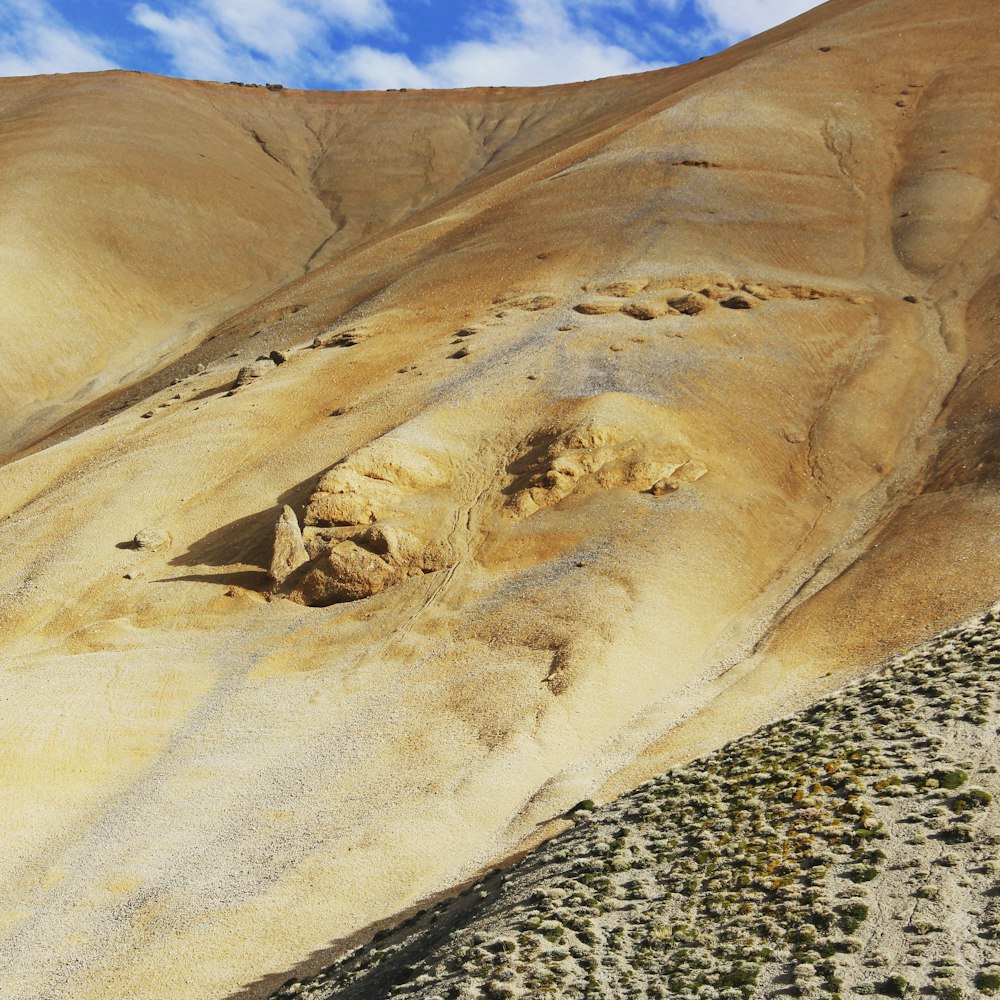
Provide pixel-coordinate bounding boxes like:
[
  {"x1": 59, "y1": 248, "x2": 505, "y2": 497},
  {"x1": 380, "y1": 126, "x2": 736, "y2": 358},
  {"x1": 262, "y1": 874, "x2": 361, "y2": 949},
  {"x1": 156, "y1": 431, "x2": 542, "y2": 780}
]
[
  {"x1": 694, "y1": 0, "x2": 819, "y2": 41},
  {"x1": 132, "y1": 0, "x2": 656, "y2": 89},
  {"x1": 333, "y1": 0, "x2": 660, "y2": 90},
  {"x1": 334, "y1": 45, "x2": 431, "y2": 89},
  {"x1": 313, "y1": 0, "x2": 393, "y2": 33},
  {"x1": 131, "y1": 0, "x2": 394, "y2": 84},
  {"x1": 202, "y1": 0, "x2": 318, "y2": 62},
  {"x1": 0, "y1": 0, "x2": 115, "y2": 76},
  {"x1": 0, "y1": 0, "x2": 823, "y2": 86},
  {"x1": 131, "y1": 4, "x2": 260, "y2": 81},
  {"x1": 203, "y1": 0, "x2": 391, "y2": 58}
]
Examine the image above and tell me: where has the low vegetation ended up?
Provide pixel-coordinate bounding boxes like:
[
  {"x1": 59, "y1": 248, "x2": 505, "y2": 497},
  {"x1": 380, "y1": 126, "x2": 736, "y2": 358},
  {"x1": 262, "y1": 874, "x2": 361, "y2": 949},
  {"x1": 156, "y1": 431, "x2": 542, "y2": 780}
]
[{"x1": 273, "y1": 608, "x2": 1000, "y2": 999}]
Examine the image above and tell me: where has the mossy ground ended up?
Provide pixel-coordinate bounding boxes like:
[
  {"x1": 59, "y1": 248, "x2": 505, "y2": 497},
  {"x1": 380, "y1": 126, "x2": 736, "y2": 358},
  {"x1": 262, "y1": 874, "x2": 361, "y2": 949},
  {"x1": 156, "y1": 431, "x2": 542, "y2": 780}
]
[{"x1": 273, "y1": 607, "x2": 1000, "y2": 1000}]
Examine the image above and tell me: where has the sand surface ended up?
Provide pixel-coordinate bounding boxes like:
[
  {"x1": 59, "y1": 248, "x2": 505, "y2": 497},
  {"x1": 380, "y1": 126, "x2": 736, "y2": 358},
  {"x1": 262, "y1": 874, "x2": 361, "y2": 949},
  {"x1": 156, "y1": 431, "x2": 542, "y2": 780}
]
[{"x1": 0, "y1": 1, "x2": 998, "y2": 997}]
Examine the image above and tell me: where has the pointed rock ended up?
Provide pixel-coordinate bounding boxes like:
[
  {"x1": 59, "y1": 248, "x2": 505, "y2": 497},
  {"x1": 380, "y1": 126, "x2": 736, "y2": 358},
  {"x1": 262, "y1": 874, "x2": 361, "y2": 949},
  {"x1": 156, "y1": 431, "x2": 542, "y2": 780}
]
[{"x1": 270, "y1": 505, "x2": 309, "y2": 585}]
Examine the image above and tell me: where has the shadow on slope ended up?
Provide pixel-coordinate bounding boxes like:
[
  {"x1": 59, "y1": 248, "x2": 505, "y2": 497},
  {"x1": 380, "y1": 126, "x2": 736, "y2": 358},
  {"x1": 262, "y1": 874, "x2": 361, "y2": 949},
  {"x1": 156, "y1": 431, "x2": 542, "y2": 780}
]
[{"x1": 168, "y1": 478, "x2": 319, "y2": 573}]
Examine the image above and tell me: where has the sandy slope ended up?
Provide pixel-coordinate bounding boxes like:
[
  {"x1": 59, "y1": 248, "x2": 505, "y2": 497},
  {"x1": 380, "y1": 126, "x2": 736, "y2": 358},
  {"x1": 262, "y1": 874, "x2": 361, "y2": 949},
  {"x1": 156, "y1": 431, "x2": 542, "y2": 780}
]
[
  {"x1": 0, "y1": 68, "x2": 663, "y2": 457},
  {"x1": 0, "y1": 1, "x2": 997, "y2": 997}
]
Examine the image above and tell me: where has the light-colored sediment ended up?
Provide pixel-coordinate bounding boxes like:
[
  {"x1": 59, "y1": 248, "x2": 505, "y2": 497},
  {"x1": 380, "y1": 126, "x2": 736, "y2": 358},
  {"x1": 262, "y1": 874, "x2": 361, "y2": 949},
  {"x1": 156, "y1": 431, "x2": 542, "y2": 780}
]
[{"x1": 0, "y1": 1, "x2": 998, "y2": 998}]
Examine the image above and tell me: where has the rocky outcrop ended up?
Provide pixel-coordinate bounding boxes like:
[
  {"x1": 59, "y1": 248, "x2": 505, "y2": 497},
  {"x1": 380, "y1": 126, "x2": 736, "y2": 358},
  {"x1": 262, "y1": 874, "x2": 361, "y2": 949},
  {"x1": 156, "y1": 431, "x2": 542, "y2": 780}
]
[
  {"x1": 279, "y1": 433, "x2": 459, "y2": 606},
  {"x1": 505, "y1": 393, "x2": 708, "y2": 519},
  {"x1": 293, "y1": 525, "x2": 451, "y2": 606}
]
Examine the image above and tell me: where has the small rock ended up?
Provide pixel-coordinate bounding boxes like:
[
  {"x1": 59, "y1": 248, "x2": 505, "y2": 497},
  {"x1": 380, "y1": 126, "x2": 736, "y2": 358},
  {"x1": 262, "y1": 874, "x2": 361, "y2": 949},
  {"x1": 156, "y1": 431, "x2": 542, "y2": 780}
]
[
  {"x1": 269, "y1": 349, "x2": 290, "y2": 365},
  {"x1": 622, "y1": 302, "x2": 660, "y2": 321},
  {"x1": 650, "y1": 479, "x2": 679, "y2": 496},
  {"x1": 598, "y1": 279, "x2": 650, "y2": 297},
  {"x1": 520, "y1": 293, "x2": 558, "y2": 311},
  {"x1": 234, "y1": 358, "x2": 276, "y2": 388},
  {"x1": 574, "y1": 300, "x2": 620, "y2": 315},
  {"x1": 320, "y1": 332, "x2": 361, "y2": 348},
  {"x1": 133, "y1": 528, "x2": 172, "y2": 552}
]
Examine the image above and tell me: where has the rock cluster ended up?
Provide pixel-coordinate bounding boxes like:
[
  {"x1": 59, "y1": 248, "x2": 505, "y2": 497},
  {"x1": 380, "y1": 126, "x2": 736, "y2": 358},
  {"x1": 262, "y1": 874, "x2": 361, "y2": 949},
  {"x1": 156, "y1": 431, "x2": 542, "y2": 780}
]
[
  {"x1": 506, "y1": 393, "x2": 707, "y2": 519},
  {"x1": 274, "y1": 435, "x2": 457, "y2": 606}
]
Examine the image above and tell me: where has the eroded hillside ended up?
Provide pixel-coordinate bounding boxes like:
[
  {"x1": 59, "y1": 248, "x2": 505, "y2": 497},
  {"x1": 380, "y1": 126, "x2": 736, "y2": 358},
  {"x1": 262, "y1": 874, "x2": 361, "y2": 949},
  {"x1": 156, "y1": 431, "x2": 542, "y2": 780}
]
[
  {"x1": 0, "y1": 67, "x2": 669, "y2": 455},
  {"x1": 0, "y1": 0, "x2": 997, "y2": 998}
]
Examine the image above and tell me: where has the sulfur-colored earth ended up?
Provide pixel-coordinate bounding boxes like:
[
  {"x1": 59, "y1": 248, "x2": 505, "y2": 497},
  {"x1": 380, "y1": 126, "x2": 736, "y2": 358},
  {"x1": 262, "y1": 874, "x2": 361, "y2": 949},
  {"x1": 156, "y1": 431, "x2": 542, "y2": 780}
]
[{"x1": 0, "y1": 0, "x2": 997, "y2": 996}]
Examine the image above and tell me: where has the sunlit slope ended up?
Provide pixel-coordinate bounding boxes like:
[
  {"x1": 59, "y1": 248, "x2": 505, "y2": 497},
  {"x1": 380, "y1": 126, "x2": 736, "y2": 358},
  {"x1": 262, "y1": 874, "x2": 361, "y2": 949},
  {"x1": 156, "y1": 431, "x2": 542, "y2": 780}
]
[
  {"x1": 0, "y1": 1, "x2": 997, "y2": 999},
  {"x1": 0, "y1": 68, "x2": 666, "y2": 456}
]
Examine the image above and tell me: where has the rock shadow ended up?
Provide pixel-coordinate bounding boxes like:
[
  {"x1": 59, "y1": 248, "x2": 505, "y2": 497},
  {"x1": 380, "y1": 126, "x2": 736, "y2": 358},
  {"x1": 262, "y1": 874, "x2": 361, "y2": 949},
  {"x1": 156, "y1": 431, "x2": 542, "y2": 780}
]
[
  {"x1": 221, "y1": 868, "x2": 507, "y2": 1000},
  {"x1": 498, "y1": 429, "x2": 561, "y2": 500},
  {"x1": 168, "y1": 477, "x2": 322, "y2": 572},
  {"x1": 154, "y1": 570, "x2": 270, "y2": 588}
]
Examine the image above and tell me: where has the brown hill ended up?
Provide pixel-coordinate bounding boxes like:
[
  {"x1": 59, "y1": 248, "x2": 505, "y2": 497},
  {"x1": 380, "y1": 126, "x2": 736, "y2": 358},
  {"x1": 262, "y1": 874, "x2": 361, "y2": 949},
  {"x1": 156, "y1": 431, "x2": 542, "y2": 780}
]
[
  {"x1": 0, "y1": 68, "x2": 671, "y2": 457},
  {"x1": 0, "y1": 0, "x2": 997, "y2": 997}
]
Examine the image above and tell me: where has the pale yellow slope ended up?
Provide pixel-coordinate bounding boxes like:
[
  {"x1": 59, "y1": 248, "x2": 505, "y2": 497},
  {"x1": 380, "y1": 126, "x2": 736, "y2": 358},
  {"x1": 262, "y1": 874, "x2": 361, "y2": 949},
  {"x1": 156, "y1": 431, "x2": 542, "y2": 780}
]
[
  {"x1": 0, "y1": 67, "x2": 669, "y2": 458},
  {"x1": 0, "y1": 1, "x2": 997, "y2": 998},
  {"x1": 0, "y1": 72, "x2": 327, "y2": 453}
]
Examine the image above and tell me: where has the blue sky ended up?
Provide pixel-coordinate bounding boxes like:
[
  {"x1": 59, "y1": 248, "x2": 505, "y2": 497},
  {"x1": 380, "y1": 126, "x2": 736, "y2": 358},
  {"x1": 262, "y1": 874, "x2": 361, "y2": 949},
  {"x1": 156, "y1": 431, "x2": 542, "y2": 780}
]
[{"x1": 0, "y1": 0, "x2": 820, "y2": 90}]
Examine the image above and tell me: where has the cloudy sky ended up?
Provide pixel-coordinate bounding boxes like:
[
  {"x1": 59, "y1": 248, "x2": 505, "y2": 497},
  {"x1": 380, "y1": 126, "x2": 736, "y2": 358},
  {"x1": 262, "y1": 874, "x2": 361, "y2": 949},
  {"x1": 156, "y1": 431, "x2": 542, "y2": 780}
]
[{"x1": 0, "y1": 0, "x2": 820, "y2": 90}]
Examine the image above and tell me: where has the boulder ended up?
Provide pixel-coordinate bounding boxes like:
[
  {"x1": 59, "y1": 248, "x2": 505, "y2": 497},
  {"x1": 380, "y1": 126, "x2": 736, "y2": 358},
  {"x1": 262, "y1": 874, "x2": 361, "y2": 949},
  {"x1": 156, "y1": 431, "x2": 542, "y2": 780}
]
[
  {"x1": 291, "y1": 525, "x2": 450, "y2": 606},
  {"x1": 233, "y1": 358, "x2": 276, "y2": 388}
]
